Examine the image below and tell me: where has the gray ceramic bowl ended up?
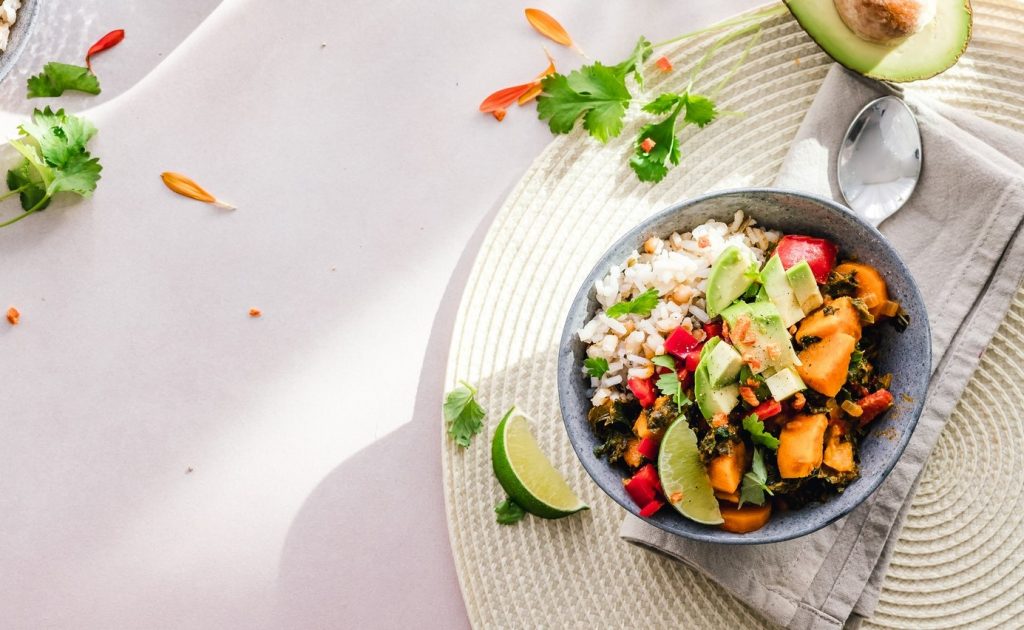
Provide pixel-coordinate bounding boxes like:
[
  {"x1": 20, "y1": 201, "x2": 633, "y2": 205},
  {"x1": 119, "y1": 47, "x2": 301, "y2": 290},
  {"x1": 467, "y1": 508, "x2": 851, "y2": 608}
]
[
  {"x1": 558, "y1": 188, "x2": 931, "y2": 544},
  {"x1": 0, "y1": 0, "x2": 38, "y2": 85}
]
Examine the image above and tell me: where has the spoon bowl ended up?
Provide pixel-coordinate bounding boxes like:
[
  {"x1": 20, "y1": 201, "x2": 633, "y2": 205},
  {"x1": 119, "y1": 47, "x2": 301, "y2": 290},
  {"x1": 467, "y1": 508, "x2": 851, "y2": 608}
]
[{"x1": 837, "y1": 95, "x2": 922, "y2": 226}]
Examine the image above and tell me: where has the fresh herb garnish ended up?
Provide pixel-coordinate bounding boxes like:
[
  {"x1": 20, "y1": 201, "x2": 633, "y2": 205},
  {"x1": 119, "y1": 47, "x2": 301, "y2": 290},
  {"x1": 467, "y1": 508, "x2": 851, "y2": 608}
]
[
  {"x1": 656, "y1": 370, "x2": 691, "y2": 412},
  {"x1": 584, "y1": 357, "x2": 610, "y2": 378},
  {"x1": 742, "y1": 413, "x2": 780, "y2": 450},
  {"x1": 537, "y1": 37, "x2": 652, "y2": 143},
  {"x1": 27, "y1": 62, "x2": 101, "y2": 98},
  {"x1": 495, "y1": 497, "x2": 527, "y2": 524},
  {"x1": 739, "y1": 447, "x2": 774, "y2": 507},
  {"x1": 651, "y1": 354, "x2": 676, "y2": 370},
  {"x1": 443, "y1": 380, "x2": 486, "y2": 448},
  {"x1": 606, "y1": 287, "x2": 660, "y2": 318},
  {"x1": 1, "y1": 107, "x2": 102, "y2": 228},
  {"x1": 850, "y1": 298, "x2": 876, "y2": 324},
  {"x1": 847, "y1": 348, "x2": 869, "y2": 382}
]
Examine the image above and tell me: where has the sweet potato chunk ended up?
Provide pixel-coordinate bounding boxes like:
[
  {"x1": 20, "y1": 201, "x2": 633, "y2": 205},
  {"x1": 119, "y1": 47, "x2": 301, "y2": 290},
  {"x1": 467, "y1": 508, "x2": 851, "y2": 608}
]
[
  {"x1": 796, "y1": 296, "x2": 862, "y2": 343},
  {"x1": 715, "y1": 490, "x2": 741, "y2": 504},
  {"x1": 835, "y1": 262, "x2": 889, "y2": 319},
  {"x1": 778, "y1": 414, "x2": 827, "y2": 478},
  {"x1": 823, "y1": 422, "x2": 855, "y2": 472},
  {"x1": 719, "y1": 502, "x2": 772, "y2": 533},
  {"x1": 623, "y1": 438, "x2": 643, "y2": 468},
  {"x1": 708, "y1": 440, "x2": 747, "y2": 494},
  {"x1": 797, "y1": 332, "x2": 857, "y2": 397}
]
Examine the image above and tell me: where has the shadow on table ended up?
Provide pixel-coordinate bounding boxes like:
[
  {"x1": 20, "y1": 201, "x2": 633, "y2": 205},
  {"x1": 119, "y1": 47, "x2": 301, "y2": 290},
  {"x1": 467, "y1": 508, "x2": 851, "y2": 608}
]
[{"x1": 273, "y1": 180, "x2": 517, "y2": 629}]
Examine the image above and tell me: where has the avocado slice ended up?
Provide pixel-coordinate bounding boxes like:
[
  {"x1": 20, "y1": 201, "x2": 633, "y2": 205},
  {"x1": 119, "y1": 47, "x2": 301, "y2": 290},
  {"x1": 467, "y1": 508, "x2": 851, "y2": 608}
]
[
  {"x1": 694, "y1": 360, "x2": 740, "y2": 420},
  {"x1": 721, "y1": 301, "x2": 800, "y2": 375},
  {"x1": 785, "y1": 0, "x2": 972, "y2": 82},
  {"x1": 786, "y1": 260, "x2": 825, "y2": 314},
  {"x1": 705, "y1": 340, "x2": 744, "y2": 388},
  {"x1": 706, "y1": 245, "x2": 755, "y2": 318},
  {"x1": 765, "y1": 366, "x2": 807, "y2": 401},
  {"x1": 761, "y1": 255, "x2": 805, "y2": 328}
]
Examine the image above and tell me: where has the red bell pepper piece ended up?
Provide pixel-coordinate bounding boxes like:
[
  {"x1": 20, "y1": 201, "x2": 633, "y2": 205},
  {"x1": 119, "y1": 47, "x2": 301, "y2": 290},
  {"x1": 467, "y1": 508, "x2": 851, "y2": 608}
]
[
  {"x1": 857, "y1": 389, "x2": 894, "y2": 428},
  {"x1": 775, "y1": 235, "x2": 838, "y2": 284},
  {"x1": 684, "y1": 350, "x2": 702, "y2": 373},
  {"x1": 637, "y1": 436, "x2": 660, "y2": 461},
  {"x1": 664, "y1": 327, "x2": 700, "y2": 358},
  {"x1": 752, "y1": 398, "x2": 782, "y2": 420},
  {"x1": 639, "y1": 499, "x2": 664, "y2": 517},
  {"x1": 628, "y1": 377, "x2": 657, "y2": 408},
  {"x1": 703, "y1": 321, "x2": 722, "y2": 339},
  {"x1": 624, "y1": 463, "x2": 662, "y2": 507}
]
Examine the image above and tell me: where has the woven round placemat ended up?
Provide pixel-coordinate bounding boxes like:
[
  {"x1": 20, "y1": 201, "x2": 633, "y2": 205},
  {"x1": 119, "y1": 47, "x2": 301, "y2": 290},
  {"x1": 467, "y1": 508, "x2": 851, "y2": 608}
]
[{"x1": 442, "y1": 3, "x2": 1024, "y2": 628}]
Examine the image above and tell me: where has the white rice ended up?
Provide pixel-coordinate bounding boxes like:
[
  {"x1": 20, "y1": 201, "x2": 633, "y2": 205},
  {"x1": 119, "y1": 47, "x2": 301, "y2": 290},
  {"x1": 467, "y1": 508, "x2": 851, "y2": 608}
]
[
  {"x1": 578, "y1": 211, "x2": 781, "y2": 407},
  {"x1": 0, "y1": 0, "x2": 20, "y2": 51}
]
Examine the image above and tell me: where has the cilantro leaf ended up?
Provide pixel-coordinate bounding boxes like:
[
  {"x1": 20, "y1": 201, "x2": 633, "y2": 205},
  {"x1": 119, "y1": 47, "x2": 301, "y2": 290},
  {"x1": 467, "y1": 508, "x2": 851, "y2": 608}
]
[
  {"x1": 611, "y1": 36, "x2": 653, "y2": 87},
  {"x1": 443, "y1": 381, "x2": 486, "y2": 448},
  {"x1": 27, "y1": 62, "x2": 101, "y2": 98},
  {"x1": 742, "y1": 413, "x2": 780, "y2": 450},
  {"x1": 630, "y1": 103, "x2": 683, "y2": 183},
  {"x1": 537, "y1": 64, "x2": 631, "y2": 143},
  {"x1": 5, "y1": 159, "x2": 49, "y2": 211},
  {"x1": 584, "y1": 357, "x2": 610, "y2": 378},
  {"x1": 605, "y1": 288, "x2": 660, "y2": 319},
  {"x1": 739, "y1": 447, "x2": 774, "y2": 507},
  {"x1": 495, "y1": 498, "x2": 527, "y2": 525},
  {"x1": 683, "y1": 93, "x2": 718, "y2": 127},
  {"x1": 651, "y1": 354, "x2": 676, "y2": 370},
  {"x1": 642, "y1": 93, "x2": 683, "y2": 115},
  {"x1": 655, "y1": 368, "x2": 691, "y2": 412}
]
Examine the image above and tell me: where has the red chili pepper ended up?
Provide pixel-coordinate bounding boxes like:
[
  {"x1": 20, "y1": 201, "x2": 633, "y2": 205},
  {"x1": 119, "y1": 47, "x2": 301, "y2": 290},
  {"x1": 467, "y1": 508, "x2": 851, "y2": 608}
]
[
  {"x1": 664, "y1": 327, "x2": 700, "y2": 358},
  {"x1": 684, "y1": 350, "x2": 702, "y2": 374},
  {"x1": 637, "y1": 436, "x2": 660, "y2": 461},
  {"x1": 85, "y1": 29, "x2": 125, "y2": 70},
  {"x1": 639, "y1": 499, "x2": 664, "y2": 517},
  {"x1": 624, "y1": 463, "x2": 662, "y2": 507},
  {"x1": 703, "y1": 321, "x2": 722, "y2": 339},
  {"x1": 775, "y1": 235, "x2": 838, "y2": 284},
  {"x1": 628, "y1": 377, "x2": 657, "y2": 408},
  {"x1": 857, "y1": 389, "x2": 894, "y2": 428},
  {"x1": 752, "y1": 398, "x2": 782, "y2": 420}
]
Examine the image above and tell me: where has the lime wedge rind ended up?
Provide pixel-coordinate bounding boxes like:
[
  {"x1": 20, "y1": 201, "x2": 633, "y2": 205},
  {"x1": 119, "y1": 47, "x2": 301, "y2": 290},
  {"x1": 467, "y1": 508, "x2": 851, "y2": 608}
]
[{"x1": 658, "y1": 418, "x2": 724, "y2": 525}]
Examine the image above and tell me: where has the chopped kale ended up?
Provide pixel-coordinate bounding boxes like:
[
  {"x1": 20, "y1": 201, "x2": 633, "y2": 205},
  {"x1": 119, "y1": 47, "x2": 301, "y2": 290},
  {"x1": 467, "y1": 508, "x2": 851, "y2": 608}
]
[{"x1": 823, "y1": 269, "x2": 859, "y2": 298}]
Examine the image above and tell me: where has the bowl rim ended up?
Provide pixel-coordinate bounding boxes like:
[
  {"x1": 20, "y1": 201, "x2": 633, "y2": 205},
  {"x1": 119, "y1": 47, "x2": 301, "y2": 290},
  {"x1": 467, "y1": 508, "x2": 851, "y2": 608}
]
[
  {"x1": 0, "y1": 0, "x2": 40, "y2": 86},
  {"x1": 558, "y1": 186, "x2": 931, "y2": 544}
]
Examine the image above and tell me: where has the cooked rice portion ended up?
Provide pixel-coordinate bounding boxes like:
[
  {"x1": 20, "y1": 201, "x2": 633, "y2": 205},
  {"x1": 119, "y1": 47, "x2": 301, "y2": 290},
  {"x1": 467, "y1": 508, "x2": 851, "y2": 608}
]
[
  {"x1": 0, "y1": 0, "x2": 20, "y2": 51},
  {"x1": 578, "y1": 211, "x2": 780, "y2": 407}
]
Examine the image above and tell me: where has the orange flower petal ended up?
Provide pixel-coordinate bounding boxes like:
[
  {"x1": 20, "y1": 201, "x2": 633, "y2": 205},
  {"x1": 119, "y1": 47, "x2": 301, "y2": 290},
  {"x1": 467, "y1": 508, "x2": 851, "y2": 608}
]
[
  {"x1": 517, "y1": 83, "x2": 543, "y2": 106},
  {"x1": 160, "y1": 172, "x2": 235, "y2": 209},
  {"x1": 492, "y1": 109, "x2": 507, "y2": 122},
  {"x1": 479, "y1": 82, "x2": 536, "y2": 113},
  {"x1": 536, "y1": 47, "x2": 556, "y2": 78},
  {"x1": 525, "y1": 8, "x2": 575, "y2": 49}
]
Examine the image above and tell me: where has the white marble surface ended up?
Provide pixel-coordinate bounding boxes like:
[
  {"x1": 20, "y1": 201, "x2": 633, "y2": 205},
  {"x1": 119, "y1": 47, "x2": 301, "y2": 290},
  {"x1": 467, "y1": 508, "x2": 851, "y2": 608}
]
[{"x1": 0, "y1": 0, "x2": 761, "y2": 627}]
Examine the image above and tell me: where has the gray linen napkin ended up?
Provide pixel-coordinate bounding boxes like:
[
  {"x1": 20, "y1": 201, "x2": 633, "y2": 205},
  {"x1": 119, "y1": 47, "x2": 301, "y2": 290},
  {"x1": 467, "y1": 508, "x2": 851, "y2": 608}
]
[{"x1": 620, "y1": 64, "x2": 1024, "y2": 629}]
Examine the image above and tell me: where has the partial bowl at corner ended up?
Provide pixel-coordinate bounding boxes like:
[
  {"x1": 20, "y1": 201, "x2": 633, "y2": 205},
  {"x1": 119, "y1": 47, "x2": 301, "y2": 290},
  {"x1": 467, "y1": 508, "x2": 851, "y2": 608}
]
[
  {"x1": 557, "y1": 188, "x2": 931, "y2": 544},
  {"x1": 0, "y1": 0, "x2": 39, "y2": 85}
]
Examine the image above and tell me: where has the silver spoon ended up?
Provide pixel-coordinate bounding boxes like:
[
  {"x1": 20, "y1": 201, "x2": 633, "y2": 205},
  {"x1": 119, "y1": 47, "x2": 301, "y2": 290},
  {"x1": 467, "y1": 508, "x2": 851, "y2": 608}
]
[{"x1": 837, "y1": 95, "x2": 922, "y2": 227}]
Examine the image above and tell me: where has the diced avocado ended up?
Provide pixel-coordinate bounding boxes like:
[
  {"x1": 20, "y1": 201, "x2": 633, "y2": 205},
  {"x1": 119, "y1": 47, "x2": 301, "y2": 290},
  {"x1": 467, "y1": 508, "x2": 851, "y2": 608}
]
[
  {"x1": 785, "y1": 0, "x2": 972, "y2": 83},
  {"x1": 694, "y1": 361, "x2": 740, "y2": 420},
  {"x1": 761, "y1": 255, "x2": 805, "y2": 328},
  {"x1": 786, "y1": 260, "x2": 825, "y2": 313},
  {"x1": 721, "y1": 301, "x2": 800, "y2": 375},
  {"x1": 700, "y1": 335, "x2": 721, "y2": 361},
  {"x1": 765, "y1": 367, "x2": 807, "y2": 401},
  {"x1": 705, "y1": 340, "x2": 744, "y2": 388},
  {"x1": 706, "y1": 245, "x2": 755, "y2": 317}
]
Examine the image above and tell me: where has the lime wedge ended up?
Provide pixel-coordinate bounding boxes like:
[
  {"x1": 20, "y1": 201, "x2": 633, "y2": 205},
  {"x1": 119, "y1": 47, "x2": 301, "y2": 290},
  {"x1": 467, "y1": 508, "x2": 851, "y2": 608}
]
[
  {"x1": 492, "y1": 408, "x2": 588, "y2": 519},
  {"x1": 658, "y1": 418, "x2": 724, "y2": 525}
]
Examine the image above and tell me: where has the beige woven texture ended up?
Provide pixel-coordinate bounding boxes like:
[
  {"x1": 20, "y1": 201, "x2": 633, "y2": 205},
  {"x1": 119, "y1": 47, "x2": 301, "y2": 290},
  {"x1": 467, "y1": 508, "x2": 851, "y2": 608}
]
[{"x1": 443, "y1": 3, "x2": 1024, "y2": 628}]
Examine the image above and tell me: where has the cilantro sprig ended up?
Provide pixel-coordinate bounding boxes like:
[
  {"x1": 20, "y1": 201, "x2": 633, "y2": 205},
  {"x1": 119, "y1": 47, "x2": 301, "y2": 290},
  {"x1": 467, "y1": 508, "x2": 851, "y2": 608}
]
[
  {"x1": 495, "y1": 498, "x2": 527, "y2": 525},
  {"x1": 584, "y1": 357, "x2": 610, "y2": 378},
  {"x1": 606, "y1": 288, "x2": 660, "y2": 319},
  {"x1": 0, "y1": 107, "x2": 103, "y2": 228},
  {"x1": 631, "y1": 92, "x2": 717, "y2": 182},
  {"x1": 742, "y1": 413, "x2": 780, "y2": 450},
  {"x1": 27, "y1": 62, "x2": 101, "y2": 98},
  {"x1": 652, "y1": 354, "x2": 691, "y2": 412},
  {"x1": 739, "y1": 447, "x2": 774, "y2": 507},
  {"x1": 444, "y1": 380, "x2": 486, "y2": 448}
]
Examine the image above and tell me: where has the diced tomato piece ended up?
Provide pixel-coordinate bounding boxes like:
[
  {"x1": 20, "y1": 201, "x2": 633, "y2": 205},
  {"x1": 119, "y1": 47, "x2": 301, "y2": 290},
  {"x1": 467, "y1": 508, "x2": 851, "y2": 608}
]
[
  {"x1": 628, "y1": 377, "x2": 657, "y2": 408},
  {"x1": 639, "y1": 499, "x2": 664, "y2": 517},
  {"x1": 703, "y1": 320, "x2": 722, "y2": 339},
  {"x1": 676, "y1": 367, "x2": 693, "y2": 391},
  {"x1": 665, "y1": 327, "x2": 700, "y2": 358},
  {"x1": 775, "y1": 235, "x2": 838, "y2": 284},
  {"x1": 752, "y1": 398, "x2": 782, "y2": 420},
  {"x1": 857, "y1": 389, "x2": 894, "y2": 427},
  {"x1": 655, "y1": 56, "x2": 673, "y2": 72},
  {"x1": 684, "y1": 350, "x2": 702, "y2": 373},
  {"x1": 640, "y1": 137, "x2": 656, "y2": 153},
  {"x1": 637, "y1": 436, "x2": 660, "y2": 461},
  {"x1": 624, "y1": 463, "x2": 662, "y2": 507}
]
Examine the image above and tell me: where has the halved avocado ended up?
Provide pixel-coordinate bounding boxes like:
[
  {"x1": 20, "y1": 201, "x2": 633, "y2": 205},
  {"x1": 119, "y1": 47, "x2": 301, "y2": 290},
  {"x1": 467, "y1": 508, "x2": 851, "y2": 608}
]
[{"x1": 785, "y1": 0, "x2": 972, "y2": 82}]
